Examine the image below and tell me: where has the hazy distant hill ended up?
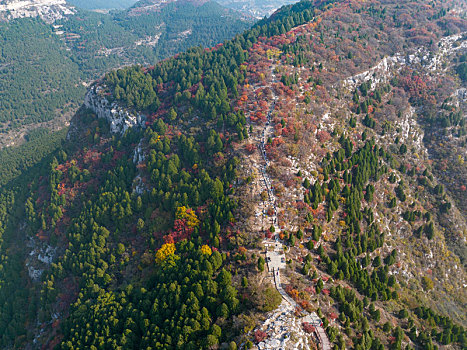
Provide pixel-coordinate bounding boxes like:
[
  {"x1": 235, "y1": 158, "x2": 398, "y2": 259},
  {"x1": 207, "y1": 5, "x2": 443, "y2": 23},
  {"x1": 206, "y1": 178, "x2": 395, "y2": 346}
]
[
  {"x1": 66, "y1": 0, "x2": 138, "y2": 10},
  {"x1": 218, "y1": 0, "x2": 299, "y2": 18}
]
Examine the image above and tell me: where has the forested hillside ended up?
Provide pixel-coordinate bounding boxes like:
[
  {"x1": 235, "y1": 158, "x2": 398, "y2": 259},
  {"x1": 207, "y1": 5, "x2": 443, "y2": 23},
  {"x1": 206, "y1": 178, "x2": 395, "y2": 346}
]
[{"x1": 0, "y1": 0, "x2": 466, "y2": 349}]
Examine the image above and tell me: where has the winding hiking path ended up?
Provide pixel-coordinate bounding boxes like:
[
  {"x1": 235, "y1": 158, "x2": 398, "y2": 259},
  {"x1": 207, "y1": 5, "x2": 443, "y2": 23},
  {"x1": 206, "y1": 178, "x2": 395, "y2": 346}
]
[{"x1": 252, "y1": 64, "x2": 331, "y2": 350}]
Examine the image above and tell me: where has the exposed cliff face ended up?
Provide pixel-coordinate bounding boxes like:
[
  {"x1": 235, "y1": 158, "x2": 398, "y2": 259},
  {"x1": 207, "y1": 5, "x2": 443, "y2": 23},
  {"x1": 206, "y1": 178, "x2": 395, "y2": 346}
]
[
  {"x1": 83, "y1": 85, "x2": 146, "y2": 135},
  {"x1": 0, "y1": 0, "x2": 74, "y2": 23}
]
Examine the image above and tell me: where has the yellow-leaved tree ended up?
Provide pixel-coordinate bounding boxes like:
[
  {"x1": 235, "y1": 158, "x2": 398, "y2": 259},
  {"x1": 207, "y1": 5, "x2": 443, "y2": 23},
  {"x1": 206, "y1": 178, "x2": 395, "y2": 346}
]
[
  {"x1": 175, "y1": 206, "x2": 200, "y2": 228},
  {"x1": 200, "y1": 245, "x2": 212, "y2": 256},
  {"x1": 155, "y1": 243, "x2": 176, "y2": 264}
]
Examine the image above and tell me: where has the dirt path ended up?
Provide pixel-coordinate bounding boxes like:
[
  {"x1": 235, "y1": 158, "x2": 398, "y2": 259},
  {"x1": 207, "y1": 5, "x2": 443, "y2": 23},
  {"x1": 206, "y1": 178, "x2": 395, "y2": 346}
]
[{"x1": 252, "y1": 64, "x2": 331, "y2": 350}]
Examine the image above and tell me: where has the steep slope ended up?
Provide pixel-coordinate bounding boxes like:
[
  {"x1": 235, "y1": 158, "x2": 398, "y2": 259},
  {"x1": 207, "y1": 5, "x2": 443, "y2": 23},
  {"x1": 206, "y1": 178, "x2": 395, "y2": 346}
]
[
  {"x1": 230, "y1": 0, "x2": 467, "y2": 347},
  {"x1": 0, "y1": 0, "x2": 466, "y2": 349}
]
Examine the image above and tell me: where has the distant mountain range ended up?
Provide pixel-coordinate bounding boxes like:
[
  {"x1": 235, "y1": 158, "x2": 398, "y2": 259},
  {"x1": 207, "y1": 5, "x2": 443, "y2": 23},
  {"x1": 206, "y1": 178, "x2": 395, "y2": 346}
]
[
  {"x1": 218, "y1": 0, "x2": 299, "y2": 18},
  {"x1": 65, "y1": 0, "x2": 301, "y2": 18},
  {"x1": 66, "y1": 0, "x2": 138, "y2": 10}
]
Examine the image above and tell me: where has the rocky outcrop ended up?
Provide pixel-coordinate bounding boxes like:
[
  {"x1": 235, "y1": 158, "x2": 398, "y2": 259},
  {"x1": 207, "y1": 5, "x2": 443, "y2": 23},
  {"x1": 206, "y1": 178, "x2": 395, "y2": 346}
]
[
  {"x1": 0, "y1": 0, "x2": 74, "y2": 23},
  {"x1": 84, "y1": 85, "x2": 146, "y2": 135},
  {"x1": 342, "y1": 53, "x2": 406, "y2": 91},
  {"x1": 26, "y1": 236, "x2": 56, "y2": 282},
  {"x1": 342, "y1": 32, "x2": 467, "y2": 91}
]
